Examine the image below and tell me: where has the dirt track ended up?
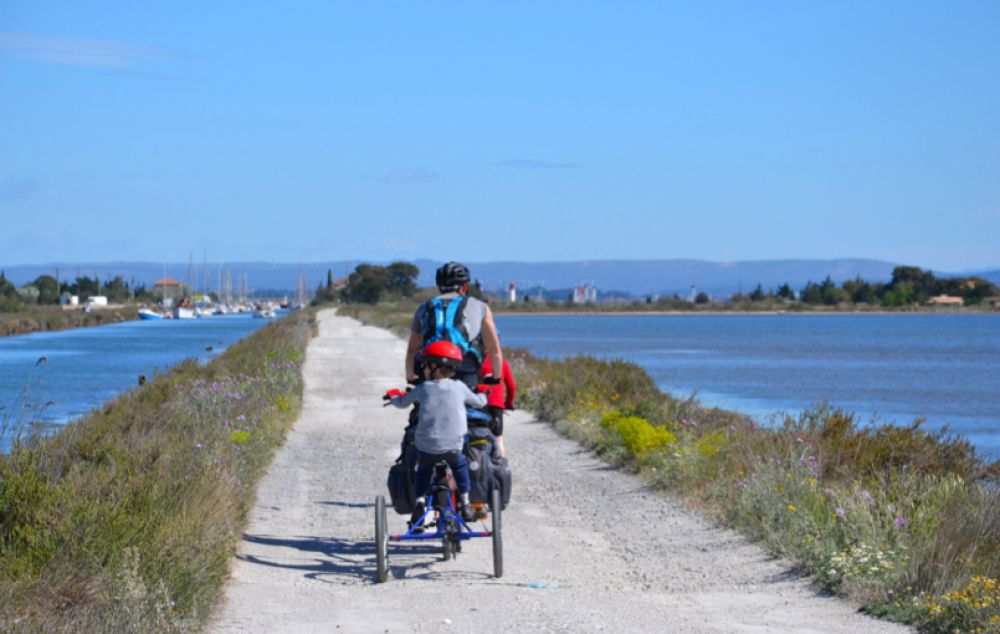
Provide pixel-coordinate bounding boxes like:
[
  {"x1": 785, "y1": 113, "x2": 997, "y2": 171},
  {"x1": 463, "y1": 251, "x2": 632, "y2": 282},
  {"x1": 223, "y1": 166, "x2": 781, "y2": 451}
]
[{"x1": 209, "y1": 310, "x2": 911, "y2": 633}]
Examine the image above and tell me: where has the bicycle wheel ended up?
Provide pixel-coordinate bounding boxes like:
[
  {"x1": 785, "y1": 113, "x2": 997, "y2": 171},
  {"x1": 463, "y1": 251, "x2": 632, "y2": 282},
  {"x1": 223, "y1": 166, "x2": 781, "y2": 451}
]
[
  {"x1": 490, "y1": 488, "x2": 503, "y2": 578},
  {"x1": 375, "y1": 495, "x2": 388, "y2": 582},
  {"x1": 442, "y1": 518, "x2": 457, "y2": 561}
]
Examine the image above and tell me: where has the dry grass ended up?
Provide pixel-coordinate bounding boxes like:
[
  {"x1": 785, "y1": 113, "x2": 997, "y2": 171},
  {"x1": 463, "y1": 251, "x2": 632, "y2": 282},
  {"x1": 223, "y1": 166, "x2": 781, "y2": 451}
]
[
  {"x1": 0, "y1": 309, "x2": 316, "y2": 632},
  {"x1": 0, "y1": 305, "x2": 139, "y2": 337}
]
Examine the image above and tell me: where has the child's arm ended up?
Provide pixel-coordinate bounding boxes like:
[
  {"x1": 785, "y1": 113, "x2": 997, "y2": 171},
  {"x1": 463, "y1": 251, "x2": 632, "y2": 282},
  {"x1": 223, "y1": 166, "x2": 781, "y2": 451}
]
[
  {"x1": 389, "y1": 387, "x2": 419, "y2": 409},
  {"x1": 460, "y1": 382, "x2": 488, "y2": 409}
]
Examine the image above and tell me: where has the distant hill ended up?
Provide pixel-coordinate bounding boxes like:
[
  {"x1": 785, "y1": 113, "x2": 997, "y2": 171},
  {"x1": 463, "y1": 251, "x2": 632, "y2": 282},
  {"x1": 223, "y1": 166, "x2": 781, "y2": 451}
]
[
  {"x1": 426, "y1": 258, "x2": 907, "y2": 298},
  {"x1": 2, "y1": 258, "x2": 991, "y2": 298}
]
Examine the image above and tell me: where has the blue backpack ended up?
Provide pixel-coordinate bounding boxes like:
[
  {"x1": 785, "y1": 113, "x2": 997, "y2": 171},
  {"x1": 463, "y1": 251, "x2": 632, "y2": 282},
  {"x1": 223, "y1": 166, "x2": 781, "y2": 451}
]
[{"x1": 422, "y1": 296, "x2": 482, "y2": 365}]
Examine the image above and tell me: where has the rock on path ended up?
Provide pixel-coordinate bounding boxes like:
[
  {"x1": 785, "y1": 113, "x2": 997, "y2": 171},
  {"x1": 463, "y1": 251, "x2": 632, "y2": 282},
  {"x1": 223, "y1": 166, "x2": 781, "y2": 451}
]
[{"x1": 209, "y1": 310, "x2": 912, "y2": 633}]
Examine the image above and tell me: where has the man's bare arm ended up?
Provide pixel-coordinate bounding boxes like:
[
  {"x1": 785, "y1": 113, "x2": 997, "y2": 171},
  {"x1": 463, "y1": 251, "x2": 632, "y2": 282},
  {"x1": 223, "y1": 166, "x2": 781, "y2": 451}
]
[
  {"x1": 481, "y1": 306, "x2": 503, "y2": 379},
  {"x1": 405, "y1": 330, "x2": 423, "y2": 382}
]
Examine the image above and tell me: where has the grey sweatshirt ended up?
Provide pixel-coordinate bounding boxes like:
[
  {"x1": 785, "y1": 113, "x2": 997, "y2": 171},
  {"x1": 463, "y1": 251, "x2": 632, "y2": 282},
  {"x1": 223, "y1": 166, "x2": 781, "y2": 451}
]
[{"x1": 391, "y1": 379, "x2": 487, "y2": 453}]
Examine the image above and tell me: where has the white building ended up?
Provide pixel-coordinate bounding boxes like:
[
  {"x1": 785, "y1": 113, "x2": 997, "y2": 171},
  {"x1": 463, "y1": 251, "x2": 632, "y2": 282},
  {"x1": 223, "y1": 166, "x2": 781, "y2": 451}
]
[
  {"x1": 572, "y1": 284, "x2": 598, "y2": 304},
  {"x1": 508, "y1": 281, "x2": 517, "y2": 303}
]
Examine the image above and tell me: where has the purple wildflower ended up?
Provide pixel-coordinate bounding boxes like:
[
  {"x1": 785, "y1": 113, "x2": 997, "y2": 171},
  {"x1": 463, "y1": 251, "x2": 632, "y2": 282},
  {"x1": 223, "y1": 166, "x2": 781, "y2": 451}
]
[
  {"x1": 894, "y1": 517, "x2": 907, "y2": 527},
  {"x1": 835, "y1": 508, "x2": 846, "y2": 517},
  {"x1": 195, "y1": 443, "x2": 203, "y2": 449}
]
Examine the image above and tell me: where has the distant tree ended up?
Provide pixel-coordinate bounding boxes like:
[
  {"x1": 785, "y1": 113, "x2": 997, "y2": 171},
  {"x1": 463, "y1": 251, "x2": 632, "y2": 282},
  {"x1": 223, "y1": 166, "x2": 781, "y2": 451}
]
[
  {"x1": 887, "y1": 266, "x2": 935, "y2": 304},
  {"x1": 70, "y1": 276, "x2": 99, "y2": 300},
  {"x1": 134, "y1": 284, "x2": 157, "y2": 303},
  {"x1": 0, "y1": 272, "x2": 23, "y2": 312},
  {"x1": 799, "y1": 281, "x2": 821, "y2": 304},
  {"x1": 842, "y1": 276, "x2": 881, "y2": 304},
  {"x1": 342, "y1": 264, "x2": 390, "y2": 304},
  {"x1": 882, "y1": 284, "x2": 914, "y2": 307},
  {"x1": 338, "y1": 261, "x2": 421, "y2": 304},
  {"x1": 467, "y1": 278, "x2": 484, "y2": 300},
  {"x1": 385, "y1": 261, "x2": 420, "y2": 297},
  {"x1": 695, "y1": 292, "x2": 710, "y2": 304},
  {"x1": 29, "y1": 275, "x2": 60, "y2": 304},
  {"x1": 801, "y1": 276, "x2": 849, "y2": 305},
  {"x1": 960, "y1": 277, "x2": 999, "y2": 305},
  {"x1": 749, "y1": 284, "x2": 766, "y2": 302},
  {"x1": 776, "y1": 283, "x2": 795, "y2": 301},
  {"x1": 326, "y1": 269, "x2": 333, "y2": 290},
  {"x1": 102, "y1": 275, "x2": 131, "y2": 303}
]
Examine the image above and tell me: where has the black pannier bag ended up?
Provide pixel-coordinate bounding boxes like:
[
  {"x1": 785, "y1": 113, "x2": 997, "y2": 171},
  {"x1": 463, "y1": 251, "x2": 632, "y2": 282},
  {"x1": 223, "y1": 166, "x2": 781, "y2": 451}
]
[
  {"x1": 465, "y1": 426, "x2": 495, "y2": 505},
  {"x1": 493, "y1": 455, "x2": 512, "y2": 510},
  {"x1": 386, "y1": 423, "x2": 418, "y2": 514},
  {"x1": 464, "y1": 425, "x2": 511, "y2": 510}
]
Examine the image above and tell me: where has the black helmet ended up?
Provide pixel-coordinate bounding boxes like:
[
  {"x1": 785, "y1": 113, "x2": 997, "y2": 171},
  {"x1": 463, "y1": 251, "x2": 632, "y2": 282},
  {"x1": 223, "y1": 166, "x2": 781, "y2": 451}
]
[{"x1": 435, "y1": 261, "x2": 470, "y2": 292}]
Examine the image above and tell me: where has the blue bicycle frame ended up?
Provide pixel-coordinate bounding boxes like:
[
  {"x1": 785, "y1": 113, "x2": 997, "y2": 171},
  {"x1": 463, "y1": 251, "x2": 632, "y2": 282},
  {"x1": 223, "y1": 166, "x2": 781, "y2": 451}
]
[{"x1": 390, "y1": 462, "x2": 491, "y2": 543}]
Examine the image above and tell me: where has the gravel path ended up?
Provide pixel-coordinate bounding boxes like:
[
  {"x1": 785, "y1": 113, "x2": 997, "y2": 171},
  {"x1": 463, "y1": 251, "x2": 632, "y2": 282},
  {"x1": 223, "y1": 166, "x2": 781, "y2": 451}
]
[{"x1": 209, "y1": 310, "x2": 912, "y2": 633}]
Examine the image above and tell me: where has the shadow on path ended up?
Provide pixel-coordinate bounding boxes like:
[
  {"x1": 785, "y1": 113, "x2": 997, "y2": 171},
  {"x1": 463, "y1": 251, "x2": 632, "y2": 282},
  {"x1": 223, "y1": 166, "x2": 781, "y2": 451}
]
[
  {"x1": 238, "y1": 533, "x2": 443, "y2": 584},
  {"x1": 316, "y1": 500, "x2": 375, "y2": 509}
]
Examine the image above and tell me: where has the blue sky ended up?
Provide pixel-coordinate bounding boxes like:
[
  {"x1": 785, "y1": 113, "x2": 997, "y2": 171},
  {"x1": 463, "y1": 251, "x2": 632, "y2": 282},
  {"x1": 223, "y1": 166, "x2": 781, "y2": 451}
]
[{"x1": 2, "y1": 1, "x2": 998, "y2": 271}]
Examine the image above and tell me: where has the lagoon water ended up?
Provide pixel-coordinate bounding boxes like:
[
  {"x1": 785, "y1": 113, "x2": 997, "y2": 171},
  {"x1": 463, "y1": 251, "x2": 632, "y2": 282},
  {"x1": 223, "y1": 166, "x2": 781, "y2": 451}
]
[
  {"x1": 0, "y1": 314, "x2": 269, "y2": 451},
  {"x1": 495, "y1": 313, "x2": 1000, "y2": 459}
]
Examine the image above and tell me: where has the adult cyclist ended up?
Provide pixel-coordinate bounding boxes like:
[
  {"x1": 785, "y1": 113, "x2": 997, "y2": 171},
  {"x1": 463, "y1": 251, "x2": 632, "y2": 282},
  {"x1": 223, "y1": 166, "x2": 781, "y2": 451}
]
[{"x1": 406, "y1": 262, "x2": 503, "y2": 389}]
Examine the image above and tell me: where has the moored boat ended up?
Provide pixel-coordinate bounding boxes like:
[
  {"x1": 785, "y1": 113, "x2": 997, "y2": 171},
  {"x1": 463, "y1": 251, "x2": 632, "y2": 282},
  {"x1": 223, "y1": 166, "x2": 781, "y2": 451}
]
[
  {"x1": 173, "y1": 306, "x2": 197, "y2": 320},
  {"x1": 138, "y1": 308, "x2": 166, "y2": 320}
]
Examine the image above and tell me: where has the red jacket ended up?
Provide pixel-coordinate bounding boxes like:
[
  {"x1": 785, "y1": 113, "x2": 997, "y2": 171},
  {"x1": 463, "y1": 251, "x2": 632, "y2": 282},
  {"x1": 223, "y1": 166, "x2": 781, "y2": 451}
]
[{"x1": 480, "y1": 355, "x2": 515, "y2": 409}]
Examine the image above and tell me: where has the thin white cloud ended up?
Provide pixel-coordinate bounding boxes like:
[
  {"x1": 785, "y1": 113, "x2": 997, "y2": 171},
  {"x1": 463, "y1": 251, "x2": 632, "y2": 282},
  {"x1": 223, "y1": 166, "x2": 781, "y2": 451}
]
[
  {"x1": 493, "y1": 159, "x2": 583, "y2": 170},
  {"x1": 0, "y1": 32, "x2": 167, "y2": 68}
]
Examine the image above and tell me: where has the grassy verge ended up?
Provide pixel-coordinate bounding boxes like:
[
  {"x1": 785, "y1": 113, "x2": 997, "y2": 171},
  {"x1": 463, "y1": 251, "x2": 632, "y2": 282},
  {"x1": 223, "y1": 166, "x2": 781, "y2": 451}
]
[
  {"x1": 0, "y1": 308, "x2": 316, "y2": 632},
  {"x1": 338, "y1": 299, "x2": 1000, "y2": 633},
  {"x1": 0, "y1": 306, "x2": 139, "y2": 337}
]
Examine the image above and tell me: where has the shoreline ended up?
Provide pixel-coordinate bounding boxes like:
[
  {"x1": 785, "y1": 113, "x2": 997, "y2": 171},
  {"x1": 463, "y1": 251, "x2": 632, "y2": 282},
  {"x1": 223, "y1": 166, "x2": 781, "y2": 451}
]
[{"x1": 0, "y1": 305, "x2": 139, "y2": 337}]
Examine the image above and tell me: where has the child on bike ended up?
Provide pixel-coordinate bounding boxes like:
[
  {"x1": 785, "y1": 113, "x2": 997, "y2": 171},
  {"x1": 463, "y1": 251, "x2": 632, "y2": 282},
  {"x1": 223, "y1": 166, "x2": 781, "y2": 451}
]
[{"x1": 387, "y1": 341, "x2": 487, "y2": 524}]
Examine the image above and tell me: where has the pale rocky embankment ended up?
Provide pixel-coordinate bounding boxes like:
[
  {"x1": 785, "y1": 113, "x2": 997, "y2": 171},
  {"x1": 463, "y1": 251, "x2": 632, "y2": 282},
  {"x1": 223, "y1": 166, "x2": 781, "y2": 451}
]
[{"x1": 209, "y1": 310, "x2": 912, "y2": 633}]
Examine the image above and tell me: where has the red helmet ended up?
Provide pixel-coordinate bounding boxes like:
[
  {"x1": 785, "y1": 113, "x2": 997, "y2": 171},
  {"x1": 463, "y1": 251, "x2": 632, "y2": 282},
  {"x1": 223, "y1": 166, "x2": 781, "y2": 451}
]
[{"x1": 420, "y1": 341, "x2": 463, "y2": 369}]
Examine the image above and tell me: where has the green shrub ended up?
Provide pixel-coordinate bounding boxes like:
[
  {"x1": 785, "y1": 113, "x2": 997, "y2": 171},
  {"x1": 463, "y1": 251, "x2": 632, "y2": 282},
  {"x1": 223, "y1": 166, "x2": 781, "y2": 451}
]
[{"x1": 600, "y1": 411, "x2": 676, "y2": 457}]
